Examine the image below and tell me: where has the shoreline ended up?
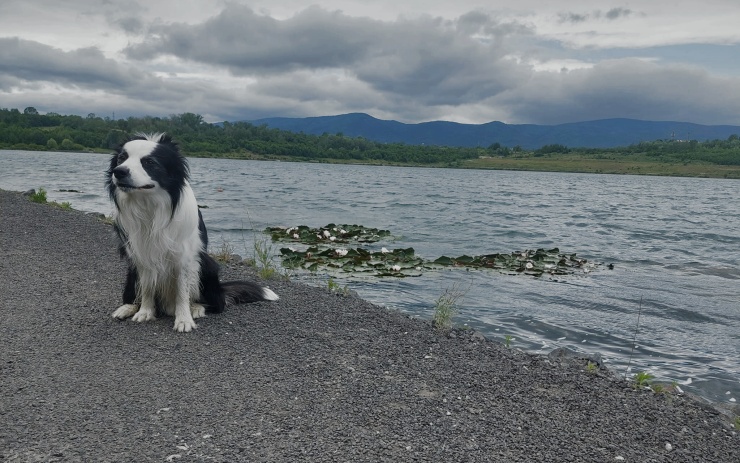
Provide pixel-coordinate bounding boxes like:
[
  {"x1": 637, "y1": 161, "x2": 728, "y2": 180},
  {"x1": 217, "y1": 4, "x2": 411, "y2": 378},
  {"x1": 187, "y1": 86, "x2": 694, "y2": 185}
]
[
  {"x1": 1, "y1": 188, "x2": 738, "y2": 461},
  {"x1": 3, "y1": 147, "x2": 740, "y2": 179}
]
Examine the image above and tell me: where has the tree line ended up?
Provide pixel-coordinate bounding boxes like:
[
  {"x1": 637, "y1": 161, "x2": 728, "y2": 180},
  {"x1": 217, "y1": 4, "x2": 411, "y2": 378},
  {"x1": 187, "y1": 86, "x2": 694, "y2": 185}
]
[{"x1": 1, "y1": 107, "x2": 738, "y2": 166}]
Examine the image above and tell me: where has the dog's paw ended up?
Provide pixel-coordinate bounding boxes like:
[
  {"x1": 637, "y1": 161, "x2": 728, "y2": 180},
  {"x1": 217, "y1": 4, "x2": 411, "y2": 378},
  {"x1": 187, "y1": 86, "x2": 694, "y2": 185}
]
[
  {"x1": 190, "y1": 303, "x2": 206, "y2": 319},
  {"x1": 173, "y1": 318, "x2": 197, "y2": 333},
  {"x1": 131, "y1": 306, "x2": 156, "y2": 323},
  {"x1": 112, "y1": 304, "x2": 139, "y2": 319}
]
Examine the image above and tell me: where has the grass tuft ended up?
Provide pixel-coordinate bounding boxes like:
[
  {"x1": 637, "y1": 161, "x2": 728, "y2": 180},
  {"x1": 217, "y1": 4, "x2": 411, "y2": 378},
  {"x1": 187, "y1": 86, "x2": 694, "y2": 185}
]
[
  {"x1": 504, "y1": 335, "x2": 514, "y2": 349},
  {"x1": 633, "y1": 371, "x2": 654, "y2": 388},
  {"x1": 252, "y1": 231, "x2": 281, "y2": 280},
  {"x1": 327, "y1": 277, "x2": 350, "y2": 295},
  {"x1": 432, "y1": 281, "x2": 468, "y2": 332},
  {"x1": 29, "y1": 188, "x2": 47, "y2": 203},
  {"x1": 212, "y1": 239, "x2": 235, "y2": 263}
]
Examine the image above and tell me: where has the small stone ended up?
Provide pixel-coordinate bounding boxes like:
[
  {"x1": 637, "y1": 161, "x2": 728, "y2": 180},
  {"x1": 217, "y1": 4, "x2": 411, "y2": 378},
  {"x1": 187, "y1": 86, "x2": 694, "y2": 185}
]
[{"x1": 665, "y1": 443, "x2": 673, "y2": 451}]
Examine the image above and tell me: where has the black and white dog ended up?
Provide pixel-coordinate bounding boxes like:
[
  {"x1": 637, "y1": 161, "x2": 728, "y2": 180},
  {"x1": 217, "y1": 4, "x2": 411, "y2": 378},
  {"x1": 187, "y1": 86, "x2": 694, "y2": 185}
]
[{"x1": 106, "y1": 133, "x2": 278, "y2": 332}]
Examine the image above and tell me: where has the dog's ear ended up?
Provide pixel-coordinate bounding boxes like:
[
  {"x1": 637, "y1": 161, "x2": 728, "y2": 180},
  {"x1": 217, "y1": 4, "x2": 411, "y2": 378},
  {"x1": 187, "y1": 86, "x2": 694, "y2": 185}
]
[{"x1": 158, "y1": 133, "x2": 175, "y2": 145}]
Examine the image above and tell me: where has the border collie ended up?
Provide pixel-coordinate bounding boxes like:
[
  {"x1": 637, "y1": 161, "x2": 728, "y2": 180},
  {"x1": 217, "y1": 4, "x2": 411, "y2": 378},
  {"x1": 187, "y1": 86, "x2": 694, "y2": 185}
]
[{"x1": 106, "y1": 133, "x2": 278, "y2": 332}]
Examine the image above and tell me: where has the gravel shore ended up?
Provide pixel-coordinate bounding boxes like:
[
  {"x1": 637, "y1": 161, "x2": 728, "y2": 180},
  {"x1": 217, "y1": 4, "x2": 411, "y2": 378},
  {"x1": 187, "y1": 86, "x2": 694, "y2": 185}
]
[{"x1": 1, "y1": 188, "x2": 737, "y2": 462}]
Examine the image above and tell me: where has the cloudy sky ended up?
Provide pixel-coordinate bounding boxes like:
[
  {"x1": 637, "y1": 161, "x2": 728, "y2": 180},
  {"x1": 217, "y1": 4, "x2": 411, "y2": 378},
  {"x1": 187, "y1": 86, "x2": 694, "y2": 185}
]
[{"x1": 2, "y1": 0, "x2": 739, "y2": 125}]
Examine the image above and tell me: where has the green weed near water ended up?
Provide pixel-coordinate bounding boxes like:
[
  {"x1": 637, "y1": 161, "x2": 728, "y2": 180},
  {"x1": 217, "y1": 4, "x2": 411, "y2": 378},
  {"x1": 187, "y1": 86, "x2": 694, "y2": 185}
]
[
  {"x1": 586, "y1": 361, "x2": 598, "y2": 373},
  {"x1": 29, "y1": 188, "x2": 47, "y2": 203},
  {"x1": 504, "y1": 335, "x2": 514, "y2": 349},
  {"x1": 633, "y1": 371, "x2": 655, "y2": 388},
  {"x1": 327, "y1": 277, "x2": 350, "y2": 295},
  {"x1": 212, "y1": 239, "x2": 236, "y2": 263},
  {"x1": 252, "y1": 233, "x2": 281, "y2": 280},
  {"x1": 432, "y1": 282, "x2": 468, "y2": 332}
]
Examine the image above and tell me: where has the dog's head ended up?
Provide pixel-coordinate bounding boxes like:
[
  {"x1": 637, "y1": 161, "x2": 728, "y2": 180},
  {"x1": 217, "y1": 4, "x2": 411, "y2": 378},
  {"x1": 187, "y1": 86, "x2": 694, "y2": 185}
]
[{"x1": 106, "y1": 133, "x2": 189, "y2": 209}]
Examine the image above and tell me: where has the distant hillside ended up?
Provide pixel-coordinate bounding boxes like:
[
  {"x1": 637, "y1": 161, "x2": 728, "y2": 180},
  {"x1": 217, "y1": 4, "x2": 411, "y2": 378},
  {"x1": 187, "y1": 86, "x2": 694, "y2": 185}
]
[{"x1": 249, "y1": 113, "x2": 740, "y2": 149}]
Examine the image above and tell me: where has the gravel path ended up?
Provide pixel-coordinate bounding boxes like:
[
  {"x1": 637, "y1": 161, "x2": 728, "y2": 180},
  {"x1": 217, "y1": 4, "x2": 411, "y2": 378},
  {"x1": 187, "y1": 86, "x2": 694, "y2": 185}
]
[{"x1": 1, "y1": 188, "x2": 737, "y2": 462}]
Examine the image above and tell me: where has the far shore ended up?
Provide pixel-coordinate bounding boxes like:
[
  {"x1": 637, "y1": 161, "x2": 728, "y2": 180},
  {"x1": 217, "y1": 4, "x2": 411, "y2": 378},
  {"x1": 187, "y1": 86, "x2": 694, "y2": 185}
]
[{"x1": 3, "y1": 147, "x2": 740, "y2": 179}]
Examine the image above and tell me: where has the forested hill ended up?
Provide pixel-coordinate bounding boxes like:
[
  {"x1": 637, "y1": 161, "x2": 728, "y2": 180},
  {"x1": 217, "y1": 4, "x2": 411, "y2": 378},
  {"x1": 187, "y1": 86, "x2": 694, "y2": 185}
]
[
  {"x1": 1, "y1": 107, "x2": 739, "y2": 169},
  {"x1": 250, "y1": 113, "x2": 740, "y2": 149}
]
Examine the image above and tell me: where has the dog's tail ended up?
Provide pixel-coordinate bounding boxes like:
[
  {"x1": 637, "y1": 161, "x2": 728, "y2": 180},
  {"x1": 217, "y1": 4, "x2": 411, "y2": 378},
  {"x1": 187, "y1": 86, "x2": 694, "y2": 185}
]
[{"x1": 222, "y1": 280, "x2": 279, "y2": 304}]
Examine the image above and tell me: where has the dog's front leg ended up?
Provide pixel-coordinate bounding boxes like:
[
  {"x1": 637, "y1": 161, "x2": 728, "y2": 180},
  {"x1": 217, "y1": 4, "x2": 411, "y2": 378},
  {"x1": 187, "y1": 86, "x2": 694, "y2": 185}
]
[
  {"x1": 131, "y1": 290, "x2": 157, "y2": 322},
  {"x1": 173, "y1": 272, "x2": 197, "y2": 332}
]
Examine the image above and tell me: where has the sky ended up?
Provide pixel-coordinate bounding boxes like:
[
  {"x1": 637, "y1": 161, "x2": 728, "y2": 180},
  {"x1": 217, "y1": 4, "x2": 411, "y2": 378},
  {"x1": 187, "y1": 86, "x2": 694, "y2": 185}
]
[{"x1": 1, "y1": 0, "x2": 740, "y2": 126}]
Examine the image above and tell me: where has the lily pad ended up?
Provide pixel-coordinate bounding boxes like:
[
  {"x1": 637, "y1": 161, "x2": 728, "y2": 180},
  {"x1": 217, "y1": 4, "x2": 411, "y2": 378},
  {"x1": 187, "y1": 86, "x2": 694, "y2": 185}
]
[
  {"x1": 267, "y1": 223, "x2": 392, "y2": 245},
  {"x1": 280, "y1": 246, "x2": 424, "y2": 277}
]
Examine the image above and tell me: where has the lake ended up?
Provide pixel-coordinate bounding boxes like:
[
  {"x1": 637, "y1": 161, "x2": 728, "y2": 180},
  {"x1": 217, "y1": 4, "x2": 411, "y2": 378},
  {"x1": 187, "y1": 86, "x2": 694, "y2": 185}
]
[{"x1": 1, "y1": 150, "x2": 738, "y2": 405}]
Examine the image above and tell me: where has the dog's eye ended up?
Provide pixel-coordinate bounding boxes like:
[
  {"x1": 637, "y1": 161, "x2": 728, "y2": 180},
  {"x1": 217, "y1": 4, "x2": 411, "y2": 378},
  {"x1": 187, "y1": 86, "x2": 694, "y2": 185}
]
[
  {"x1": 118, "y1": 152, "x2": 128, "y2": 163},
  {"x1": 141, "y1": 157, "x2": 156, "y2": 167}
]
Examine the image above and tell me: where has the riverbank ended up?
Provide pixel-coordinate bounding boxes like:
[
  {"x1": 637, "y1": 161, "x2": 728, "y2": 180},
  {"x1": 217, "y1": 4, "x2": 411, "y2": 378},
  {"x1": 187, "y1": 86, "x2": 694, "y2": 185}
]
[
  {"x1": 5, "y1": 146, "x2": 739, "y2": 179},
  {"x1": 187, "y1": 151, "x2": 740, "y2": 179},
  {"x1": 1, "y1": 188, "x2": 738, "y2": 462}
]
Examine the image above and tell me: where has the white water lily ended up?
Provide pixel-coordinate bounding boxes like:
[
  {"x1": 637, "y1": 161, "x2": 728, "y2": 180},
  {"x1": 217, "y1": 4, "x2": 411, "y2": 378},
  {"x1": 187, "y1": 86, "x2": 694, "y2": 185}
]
[
  {"x1": 292, "y1": 233, "x2": 300, "y2": 239},
  {"x1": 340, "y1": 229, "x2": 347, "y2": 234},
  {"x1": 335, "y1": 249, "x2": 348, "y2": 257},
  {"x1": 525, "y1": 262, "x2": 534, "y2": 269},
  {"x1": 391, "y1": 265, "x2": 401, "y2": 272},
  {"x1": 329, "y1": 236, "x2": 336, "y2": 241},
  {"x1": 381, "y1": 247, "x2": 390, "y2": 254},
  {"x1": 322, "y1": 230, "x2": 331, "y2": 238}
]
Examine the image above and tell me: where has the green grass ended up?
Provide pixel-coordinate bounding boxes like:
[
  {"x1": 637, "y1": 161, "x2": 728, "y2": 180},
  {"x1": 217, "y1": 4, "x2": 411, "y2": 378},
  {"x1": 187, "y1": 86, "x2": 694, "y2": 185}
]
[
  {"x1": 734, "y1": 416, "x2": 740, "y2": 430},
  {"x1": 504, "y1": 335, "x2": 514, "y2": 349},
  {"x1": 29, "y1": 188, "x2": 47, "y2": 203},
  {"x1": 53, "y1": 201, "x2": 73, "y2": 210},
  {"x1": 212, "y1": 239, "x2": 236, "y2": 263},
  {"x1": 327, "y1": 277, "x2": 350, "y2": 295},
  {"x1": 464, "y1": 155, "x2": 740, "y2": 179},
  {"x1": 432, "y1": 282, "x2": 468, "y2": 332},
  {"x1": 633, "y1": 371, "x2": 655, "y2": 388},
  {"x1": 252, "y1": 232, "x2": 281, "y2": 280},
  {"x1": 586, "y1": 361, "x2": 598, "y2": 373}
]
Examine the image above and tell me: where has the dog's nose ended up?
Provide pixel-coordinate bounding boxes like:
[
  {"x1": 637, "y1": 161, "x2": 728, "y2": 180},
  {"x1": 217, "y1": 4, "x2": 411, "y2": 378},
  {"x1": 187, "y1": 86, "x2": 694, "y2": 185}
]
[{"x1": 113, "y1": 166, "x2": 130, "y2": 179}]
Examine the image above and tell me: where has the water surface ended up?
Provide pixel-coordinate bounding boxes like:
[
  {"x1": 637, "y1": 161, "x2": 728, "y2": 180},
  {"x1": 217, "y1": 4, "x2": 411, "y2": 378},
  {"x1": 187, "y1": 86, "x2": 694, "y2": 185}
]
[{"x1": 1, "y1": 150, "x2": 738, "y2": 404}]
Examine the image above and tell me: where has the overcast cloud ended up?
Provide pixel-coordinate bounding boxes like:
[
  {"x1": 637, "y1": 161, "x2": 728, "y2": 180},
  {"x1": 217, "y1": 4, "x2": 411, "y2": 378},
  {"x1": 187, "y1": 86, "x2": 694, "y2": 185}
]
[{"x1": 1, "y1": 0, "x2": 739, "y2": 125}]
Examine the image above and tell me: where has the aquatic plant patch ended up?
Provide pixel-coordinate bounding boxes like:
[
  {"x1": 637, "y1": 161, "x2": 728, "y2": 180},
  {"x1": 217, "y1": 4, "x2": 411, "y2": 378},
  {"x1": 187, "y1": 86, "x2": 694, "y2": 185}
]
[
  {"x1": 280, "y1": 246, "x2": 424, "y2": 277},
  {"x1": 279, "y1": 245, "x2": 596, "y2": 278},
  {"x1": 432, "y1": 248, "x2": 592, "y2": 276},
  {"x1": 267, "y1": 224, "x2": 392, "y2": 245}
]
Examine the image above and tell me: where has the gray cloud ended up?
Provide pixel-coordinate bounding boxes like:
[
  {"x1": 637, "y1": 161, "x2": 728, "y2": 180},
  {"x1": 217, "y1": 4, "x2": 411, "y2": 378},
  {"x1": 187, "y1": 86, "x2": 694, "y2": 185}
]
[
  {"x1": 558, "y1": 8, "x2": 633, "y2": 24},
  {"x1": 605, "y1": 7, "x2": 632, "y2": 20},
  {"x1": 558, "y1": 12, "x2": 589, "y2": 23},
  {"x1": 1, "y1": 2, "x2": 739, "y2": 126},
  {"x1": 0, "y1": 38, "x2": 140, "y2": 89},
  {"x1": 499, "y1": 59, "x2": 740, "y2": 125},
  {"x1": 124, "y1": 5, "x2": 533, "y2": 106}
]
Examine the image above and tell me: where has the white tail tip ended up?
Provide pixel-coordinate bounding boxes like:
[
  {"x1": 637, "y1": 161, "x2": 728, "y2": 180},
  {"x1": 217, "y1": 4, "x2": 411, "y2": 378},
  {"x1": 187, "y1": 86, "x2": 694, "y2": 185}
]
[{"x1": 263, "y1": 288, "x2": 279, "y2": 301}]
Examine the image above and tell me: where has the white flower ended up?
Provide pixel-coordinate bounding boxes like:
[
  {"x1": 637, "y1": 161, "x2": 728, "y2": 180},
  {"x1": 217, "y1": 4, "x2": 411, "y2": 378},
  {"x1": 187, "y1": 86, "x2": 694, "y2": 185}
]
[
  {"x1": 292, "y1": 233, "x2": 300, "y2": 239},
  {"x1": 391, "y1": 265, "x2": 401, "y2": 272},
  {"x1": 340, "y1": 229, "x2": 347, "y2": 234},
  {"x1": 381, "y1": 247, "x2": 390, "y2": 254},
  {"x1": 322, "y1": 230, "x2": 331, "y2": 238},
  {"x1": 286, "y1": 227, "x2": 296, "y2": 234},
  {"x1": 335, "y1": 249, "x2": 348, "y2": 257},
  {"x1": 329, "y1": 236, "x2": 336, "y2": 241},
  {"x1": 525, "y1": 262, "x2": 533, "y2": 269}
]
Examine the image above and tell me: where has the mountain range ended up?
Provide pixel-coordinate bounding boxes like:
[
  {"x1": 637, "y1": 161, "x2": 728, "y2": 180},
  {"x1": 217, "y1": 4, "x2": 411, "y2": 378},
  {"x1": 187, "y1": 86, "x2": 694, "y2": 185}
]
[{"x1": 249, "y1": 113, "x2": 740, "y2": 149}]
